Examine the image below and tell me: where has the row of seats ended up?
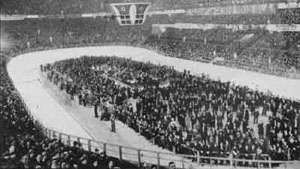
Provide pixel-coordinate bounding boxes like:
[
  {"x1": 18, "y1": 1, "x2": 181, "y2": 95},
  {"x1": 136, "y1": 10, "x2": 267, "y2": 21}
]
[
  {"x1": 2, "y1": 16, "x2": 299, "y2": 77},
  {"x1": 145, "y1": 27, "x2": 300, "y2": 77},
  {"x1": 1, "y1": 0, "x2": 106, "y2": 15}
]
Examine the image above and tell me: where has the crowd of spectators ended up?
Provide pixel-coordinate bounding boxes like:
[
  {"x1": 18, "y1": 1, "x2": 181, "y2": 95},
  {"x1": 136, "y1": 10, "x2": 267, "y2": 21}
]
[
  {"x1": 166, "y1": 14, "x2": 278, "y2": 24},
  {"x1": 0, "y1": 49, "x2": 140, "y2": 169},
  {"x1": 146, "y1": 26, "x2": 300, "y2": 77},
  {"x1": 1, "y1": 0, "x2": 292, "y2": 15},
  {"x1": 43, "y1": 56, "x2": 300, "y2": 167},
  {"x1": 2, "y1": 18, "x2": 151, "y2": 50},
  {"x1": 2, "y1": 4, "x2": 300, "y2": 78},
  {"x1": 1, "y1": 0, "x2": 107, "y2": 15},
  {"x1": 0, "y1": 54, "x2": 36, "y2": 167},
  {"x1": 1, "y1": 2, "x2": 300, "y2": 168}
]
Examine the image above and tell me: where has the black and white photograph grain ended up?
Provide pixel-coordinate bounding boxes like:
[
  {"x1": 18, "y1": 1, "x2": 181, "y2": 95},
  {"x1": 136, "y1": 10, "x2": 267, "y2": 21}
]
[{"x1": 0, "y1": 0, "x2": 300, "y2": 169}]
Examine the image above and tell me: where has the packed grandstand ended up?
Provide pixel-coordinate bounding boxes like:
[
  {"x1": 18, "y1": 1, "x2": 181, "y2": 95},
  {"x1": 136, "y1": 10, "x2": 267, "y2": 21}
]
[{"x1": 1, "y1": 0, "x2": 300, "y2": 169}]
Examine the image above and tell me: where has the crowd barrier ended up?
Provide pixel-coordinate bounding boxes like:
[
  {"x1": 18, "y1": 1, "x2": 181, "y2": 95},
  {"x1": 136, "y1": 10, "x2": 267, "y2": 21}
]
[
  {"x1": 40, "y1": 125, "x2": 297, "y2": 169},
  {"x1": 5, "y1": 43, "x2": 299, "y2": 169}
]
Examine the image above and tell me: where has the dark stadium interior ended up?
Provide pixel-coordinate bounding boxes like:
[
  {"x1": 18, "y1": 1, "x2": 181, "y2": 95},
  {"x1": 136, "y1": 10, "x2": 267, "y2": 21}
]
[{"x1": 1, "y1": 0, "x2": 300, "y2": 169}]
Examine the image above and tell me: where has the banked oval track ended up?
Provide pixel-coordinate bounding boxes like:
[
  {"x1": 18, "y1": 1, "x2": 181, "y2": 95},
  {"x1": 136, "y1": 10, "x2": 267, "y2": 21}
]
[{"x1": 7, "y1": 46, "x2": 300, "y2": 168}]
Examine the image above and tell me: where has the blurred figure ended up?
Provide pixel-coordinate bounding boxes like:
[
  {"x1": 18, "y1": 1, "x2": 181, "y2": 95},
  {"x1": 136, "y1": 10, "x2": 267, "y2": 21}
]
[
  {"x1": 168, "y1": 161, "x2": 176, "y2": 169},
  {"x1": 111, "y1": 113, "x2": 116, "y2": 133}
]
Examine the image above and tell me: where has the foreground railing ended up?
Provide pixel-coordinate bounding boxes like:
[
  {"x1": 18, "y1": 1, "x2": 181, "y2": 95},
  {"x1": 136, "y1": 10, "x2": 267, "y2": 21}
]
[
  {"x1": 6, "y1": 44, "x2": 299, "y2": 169},
  {"x1": 38, "y1": 125, "x2": 298, "y2": 169}
]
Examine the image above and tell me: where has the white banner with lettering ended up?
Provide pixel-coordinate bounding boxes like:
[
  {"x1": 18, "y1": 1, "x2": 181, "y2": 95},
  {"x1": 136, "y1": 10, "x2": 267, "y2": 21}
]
[
  {"x1": 186, "y1": 3, "x2": 276, "y2": 16},
  {"x1": 152, "y1": 23, "x2": 300, "y2": 32}
]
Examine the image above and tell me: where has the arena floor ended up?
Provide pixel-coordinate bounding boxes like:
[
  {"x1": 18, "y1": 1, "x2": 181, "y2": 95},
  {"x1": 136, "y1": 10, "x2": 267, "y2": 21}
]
[{"x1": 7, "y1": 46, "x2": 299, "y2": 169}]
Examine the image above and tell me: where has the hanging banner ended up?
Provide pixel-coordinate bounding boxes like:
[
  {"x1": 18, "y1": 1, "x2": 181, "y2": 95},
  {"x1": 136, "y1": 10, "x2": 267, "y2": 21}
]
[
  {"x1": 152, "y1": 23, "x2": 300, "y2": 32},
  {"x1": 110, "y1": 3, "x2": 132, "y2": 25},
  {"x1": 110, "y1": 3, "x2": 150, "y2": 26},
  {"x1": 186, "y1": 3, "x2": 276, "y2": 16},
  {"x1": 0, "y1": 14, "x2": 26, "y2": 21},
  {"x1": 277, "y1": 2, "x2": 300, "y2": 9}
]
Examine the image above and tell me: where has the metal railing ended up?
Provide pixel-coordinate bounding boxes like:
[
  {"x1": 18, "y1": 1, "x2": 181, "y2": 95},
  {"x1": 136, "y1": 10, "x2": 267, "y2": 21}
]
[{"x1": 38, "y1": 125, "x2": 297, "y2": 169}]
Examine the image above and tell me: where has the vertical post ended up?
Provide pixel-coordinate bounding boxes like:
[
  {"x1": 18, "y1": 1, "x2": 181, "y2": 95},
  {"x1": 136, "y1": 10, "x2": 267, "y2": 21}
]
[
  {"x1": 52, "y1": 130, "x2": 56, "y2": 138},
  {"x1": 138, "y1": 122, "x2": 141, "y2": 135},
  {"x1": 48, "y1": 130, "x2": 51, "y2": 139},
  {"x1": 59, "y1": 133, "x2": 62, "y2": 140},
  {"x1": 77, "y1": 137, "x2": 80, "y2": 144},
  {"x1": 137, "y1": 150, "x2": 142, "y2": 167},
  {"x1": 46, "y1": 130, "x2": 49, "y2": 138},
  {"x1": 68, "y1": 135, "x2": 71, "y2": 146},
  {"x1": 268, "y1": 156, "x2": 271, "y2": 169},
  {"x1": 119, "y1": 146, "x2": 123, "y2": 161},
  {"x1": 88, "y1": 139, "x2": 92, "y2": 152},
  {"x1": 182, "y1": 156, "x2": 185, "y2": 169},
  {"x1": 157, "y1": 152, "x2": 160, "y2": 169},
  {"x1": 103, "y1": 143, "x2": 107, "y2": 153},
  {"x1": 230, "y1": 155, "x2": 233, "y2": 168},
  {"x1": 58, "y1": 145, "x2": 61, "y2": 161},
  {"x1": 44, "y1": 128, "x2": 48, "y2": 137},
  {"x1": 197, "y1": 151, "x2": 200, "y2": 164}
]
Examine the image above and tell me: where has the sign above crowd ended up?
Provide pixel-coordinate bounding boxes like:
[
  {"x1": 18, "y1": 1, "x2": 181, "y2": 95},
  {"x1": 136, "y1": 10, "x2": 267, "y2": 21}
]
[
  {"x1": 277, "y1": 2, "x2": 300, "y2": 9},
  {"x1": 186, "y1": 3, "x2": 276, "y2": 16},
  {"x1": 1, "y1": 1, "x2": 300, "y2": 23},
  {"x1": 152, "y1": 23, "x2": 300, "y2": 32},
  {"x1": 110, "y1": 3, "x2": 150, "y2": 26}
]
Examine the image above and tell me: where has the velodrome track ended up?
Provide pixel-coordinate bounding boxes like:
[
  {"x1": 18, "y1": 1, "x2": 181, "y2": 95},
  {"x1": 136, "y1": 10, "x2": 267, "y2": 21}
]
[{"x1": 7, "y1": 46, "x2": 300, "y2": 168}]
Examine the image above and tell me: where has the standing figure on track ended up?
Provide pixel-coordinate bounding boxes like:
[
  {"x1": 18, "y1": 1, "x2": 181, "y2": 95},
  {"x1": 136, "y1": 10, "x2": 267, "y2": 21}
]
[
  {"x1": 94, "y1": 98, "x2": 99, "y2": 118},
  {"x1": 111, "y1": 113, "x2": 116, "y2": 132}
]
